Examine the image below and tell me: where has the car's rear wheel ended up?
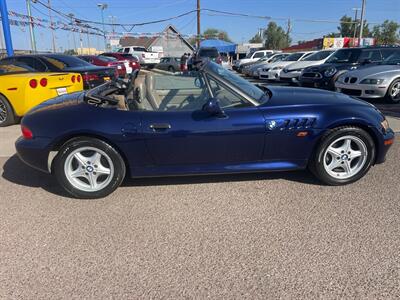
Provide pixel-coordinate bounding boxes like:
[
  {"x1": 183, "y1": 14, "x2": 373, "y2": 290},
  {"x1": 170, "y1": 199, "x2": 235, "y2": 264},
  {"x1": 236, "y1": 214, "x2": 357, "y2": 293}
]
[
  {"x1": 0, "y1": 95, "x2": 16, "y2": 127},
  {"x1": 54, "y1": 137, "x2": 126, "y2": 199},
  {"x1": 310, "y1": 126, "x2": 375, "y2": 185},
  {"x1": 385, "y1": 79, "x2": 400, "y2": 104},
  {"x1": 168, "y1": 66, "x2": 175, "y2": 73}
]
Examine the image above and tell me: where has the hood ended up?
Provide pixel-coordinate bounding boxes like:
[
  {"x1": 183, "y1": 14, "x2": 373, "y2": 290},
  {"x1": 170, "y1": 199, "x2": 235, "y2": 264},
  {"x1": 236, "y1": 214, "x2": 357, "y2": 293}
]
[
  {"x1": 337, "y1": 64, "x2": 400, "y2": 79},
  {"x1": 264, "y1": 86, "x2": 372, "y2": 107},
  {"x1": 284, "y1": 60, "x2": 325, "y2": 71}
]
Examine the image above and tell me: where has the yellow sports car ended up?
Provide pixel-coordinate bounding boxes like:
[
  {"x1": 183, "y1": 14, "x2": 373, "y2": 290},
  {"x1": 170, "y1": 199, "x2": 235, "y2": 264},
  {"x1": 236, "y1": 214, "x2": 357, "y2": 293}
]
[{"x1": 0, "y1": 62, "x2": 83, "y2": 126}]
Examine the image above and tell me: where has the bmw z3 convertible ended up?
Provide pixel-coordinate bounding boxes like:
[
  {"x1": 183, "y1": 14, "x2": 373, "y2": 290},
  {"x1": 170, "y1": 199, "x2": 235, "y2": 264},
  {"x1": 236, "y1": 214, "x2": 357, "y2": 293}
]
[{"x1": 16, "y1": 62, "x2": 394, "y2": 199}]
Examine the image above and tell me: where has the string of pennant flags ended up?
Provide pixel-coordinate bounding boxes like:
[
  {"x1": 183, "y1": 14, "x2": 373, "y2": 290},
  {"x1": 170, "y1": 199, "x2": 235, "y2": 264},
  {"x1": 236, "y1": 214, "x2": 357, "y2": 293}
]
[{"x1": 4, "y1": 10, "x2": 227, "y2": 42}]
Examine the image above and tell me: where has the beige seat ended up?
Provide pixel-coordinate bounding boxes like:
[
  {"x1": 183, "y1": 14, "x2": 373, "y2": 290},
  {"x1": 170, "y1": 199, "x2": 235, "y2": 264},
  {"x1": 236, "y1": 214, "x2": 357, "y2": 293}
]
[{"x1": 145, "y1": 73, "x2": 162, "y2": 110}]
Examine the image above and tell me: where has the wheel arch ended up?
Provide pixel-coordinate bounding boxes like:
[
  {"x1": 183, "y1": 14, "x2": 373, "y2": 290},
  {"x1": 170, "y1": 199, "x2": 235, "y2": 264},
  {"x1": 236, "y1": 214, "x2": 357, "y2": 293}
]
[
  {"x1": 313, "y1": 120, "x2": 380, "y2": 165},
  {"x1": 50, "y1": 133, "x2": 131, "y2": 176}
]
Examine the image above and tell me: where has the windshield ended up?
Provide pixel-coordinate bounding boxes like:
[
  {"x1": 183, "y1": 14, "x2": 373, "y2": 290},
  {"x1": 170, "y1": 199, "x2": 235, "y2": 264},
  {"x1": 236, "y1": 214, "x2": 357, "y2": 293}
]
[
  {"x1": 303, "y1": 50, "x2": 334, "y2": 61},
  {"x1": 199, "y1": 48, "x2": 219, "y2": 58},
  {"x1": 325, "y1": 49, "x2": 361, "y2": 63},
  {"x1": 382, "y1": 52, "x2": 400, "y2": 65},
  {"x1": 98, "y1": 56, "x2": 117, "y2": 62},
  {"x1": 284, "y1": 53, "x2": 304, "y2": 61},
  {"x1": 271, "y1": 54, "x2": 287, "y2": 62},
  {"x1": 43, "y1": 55, "x2": 92, "y2": 69},
  {"x1": 206, "y1": 62, "x2": 267, "y2": 102},
  {"x1": 0, "y1": 63, "x2": 35, "y2": 75}
]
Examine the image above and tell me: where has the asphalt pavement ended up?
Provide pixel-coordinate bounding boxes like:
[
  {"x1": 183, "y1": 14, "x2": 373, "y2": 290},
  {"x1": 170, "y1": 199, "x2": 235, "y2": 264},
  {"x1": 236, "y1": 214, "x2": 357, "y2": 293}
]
[{"x1": 1, "y1": 122, "x2": 400, "y2": 298}]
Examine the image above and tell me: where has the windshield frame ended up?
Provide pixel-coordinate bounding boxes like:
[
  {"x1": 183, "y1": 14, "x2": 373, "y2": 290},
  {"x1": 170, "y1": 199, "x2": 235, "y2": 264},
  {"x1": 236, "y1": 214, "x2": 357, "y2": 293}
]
[
  {"x1": 325, "y1": 49, "x2": 361, "y2": 64},
  {"x1": 203, "y1": 61, "x2": 268, "y2": 105}
]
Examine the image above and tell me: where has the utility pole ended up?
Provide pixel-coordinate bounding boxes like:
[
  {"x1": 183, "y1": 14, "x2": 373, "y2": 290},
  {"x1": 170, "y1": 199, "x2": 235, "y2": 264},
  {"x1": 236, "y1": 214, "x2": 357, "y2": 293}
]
[
  {"x1": 286, "y1": 18, "x2": 292, "y2": 46},
  {"x1": 47, "y1": 0, "x2": 56, "y2": 52},
  {"x1": 0, "y1": 17, "x2": 4, "y2": 52},
  {"x1": 68, "y1": 13, "x2": 77, "y2": 52},
  {"x1": 26, "y1": 0, "x2": 37, "y2": 52},
  {"x1": 0, "y1": 0, "x2": 13, "y2": 56},
  {"x1": 358, "y1": 0, "x2": 366, "y2": 44},
  {"x1": 196, "y1": 0, "x2": 200, "y2": 48},
  {"x1": 97, "y1": 3, "x2": 108, "y2": 51},
  {"x1": 352, "y1": 8, "x2": 360, "y2": 42}
]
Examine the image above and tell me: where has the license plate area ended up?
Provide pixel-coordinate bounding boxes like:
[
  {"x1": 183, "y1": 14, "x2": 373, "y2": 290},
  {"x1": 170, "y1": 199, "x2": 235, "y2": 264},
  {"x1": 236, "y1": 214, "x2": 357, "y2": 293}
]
[{"x1": 56, "y1": 87, "x2": 68, "y2": 95}]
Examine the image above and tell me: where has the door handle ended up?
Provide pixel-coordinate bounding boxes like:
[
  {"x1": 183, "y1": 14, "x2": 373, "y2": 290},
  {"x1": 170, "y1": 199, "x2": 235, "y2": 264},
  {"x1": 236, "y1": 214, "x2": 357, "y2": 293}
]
[{"x1": 149, "y1": 123, "x2": 171, "y2": 130}]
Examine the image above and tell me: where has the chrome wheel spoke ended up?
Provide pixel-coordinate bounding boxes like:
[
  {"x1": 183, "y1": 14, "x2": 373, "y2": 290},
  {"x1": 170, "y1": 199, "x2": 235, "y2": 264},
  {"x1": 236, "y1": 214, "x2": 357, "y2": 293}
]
[
  {"x1": 96, "y1": 164, "x2": 111, "y2": 175},
  {"x1": 351, "y1": 150, "x2": 362, "y2": 158},
  {"x1": 342, "y1": 160, "x2": 352, "y2": 174},
  {"x1": 88, "y1": 173, "x2": 98, "y2": 189},
  {"x1": 327, "y1": 147, "x2": 341, "y2": 158},
  {"x1": 328, "y1": 159, "x2": 342, "y2": 171},
  {"x1": 74, "y1": 153, "x2": 87, "y2": 166},
  {"x1": 70, "y1": 168, "x2": 87, "y2": 179},
  {"x1": 89, "y1": 152, "x2": 102, "y2": 166}
]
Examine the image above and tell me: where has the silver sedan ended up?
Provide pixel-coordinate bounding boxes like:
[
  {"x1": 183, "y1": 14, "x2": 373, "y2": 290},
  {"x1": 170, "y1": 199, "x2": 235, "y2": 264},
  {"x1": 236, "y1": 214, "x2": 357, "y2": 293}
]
[{"x1": 335, "y1": 53, "x2": 400, "y2": 103}]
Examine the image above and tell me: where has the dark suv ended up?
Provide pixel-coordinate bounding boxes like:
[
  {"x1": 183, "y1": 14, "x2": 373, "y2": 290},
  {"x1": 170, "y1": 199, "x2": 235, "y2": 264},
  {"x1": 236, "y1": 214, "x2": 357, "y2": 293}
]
[
  {"x1": 196, "y1": 47, "x2": 222, "y2": 64},
  {"x1": 299, "y1": 46, "x2": 400, "y2": 90}
]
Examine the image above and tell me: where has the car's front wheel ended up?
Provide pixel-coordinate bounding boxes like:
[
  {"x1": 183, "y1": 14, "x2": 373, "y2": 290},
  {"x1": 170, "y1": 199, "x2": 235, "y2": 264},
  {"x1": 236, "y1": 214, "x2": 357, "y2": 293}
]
[
  {"x1": 385, "y1": 78, "x2": 400, "y2": 104},
  {"x1": 310, "y1": 127, "x2": 375, "y2": 185},
  {"x1": 54, "y1": 137, "x2": 126, "y2": 199}
]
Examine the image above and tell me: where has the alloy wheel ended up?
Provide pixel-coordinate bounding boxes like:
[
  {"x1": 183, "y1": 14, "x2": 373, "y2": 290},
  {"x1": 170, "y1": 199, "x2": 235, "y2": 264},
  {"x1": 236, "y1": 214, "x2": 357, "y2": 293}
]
[
  {"x1": 390, "y1": 82, "x2": 400, "y2": 100},
  {"x1": 64, "y1": 147, "x2": 114, "y2": 192},
  {"x1": 323, "y1": 135, "x2": 368, "y2": 180}
]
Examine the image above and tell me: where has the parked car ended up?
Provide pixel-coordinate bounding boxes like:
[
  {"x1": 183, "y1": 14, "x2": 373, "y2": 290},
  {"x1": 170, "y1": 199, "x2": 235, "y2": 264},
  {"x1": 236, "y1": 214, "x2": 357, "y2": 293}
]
[
  {"x1": 335, "y1": 51, "x2": 400, "y2": 103},
  {"x1": 100, "y1": 52, "x2": 141, "y2": 74},
  {"x1": 155, "y1": 57, "x2": 181, "y2": 73},
  {"x1": 299, "y1": 46, "x2": 400, "y2": 90},
  {"x1": 0, "y1": 54, "x2": 116, "y2": 90},
  {"x1": 117, "y1": 46, "x2": 160, "y2": 67},
  {"x1": 242, "y1": 53, "x2": 290, "y2": 77},
  {"x1": 233, "y1": 49, "x2": 275, "y2": 72},
  {"x1": 16, "y1": 62, "x2": 394, "y2": 199},
  {"x1": 239, "y1": 53, "x2": 275, "y2": 74},
  {"x1": 78, "y1": 55, "x2": 127, "y2": 78},
  {"x1": 280, "y1": 49, "x2": 336, "y2": 84},
  {"x1": 259, "y1": 52, "x2": 315, "y2": 81},
  {"x1": 196, "y1": 47, "x2": 222, "y2": 65},
  {"x1": 0, "y1": 62, "x2": 83, "y2": 126}
]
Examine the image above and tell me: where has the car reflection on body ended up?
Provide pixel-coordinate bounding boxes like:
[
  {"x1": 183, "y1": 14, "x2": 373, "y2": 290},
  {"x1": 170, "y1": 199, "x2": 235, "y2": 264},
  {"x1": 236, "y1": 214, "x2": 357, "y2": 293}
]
[{"x1": 16, "y1": 61, "x2": 394, "y2": 199}]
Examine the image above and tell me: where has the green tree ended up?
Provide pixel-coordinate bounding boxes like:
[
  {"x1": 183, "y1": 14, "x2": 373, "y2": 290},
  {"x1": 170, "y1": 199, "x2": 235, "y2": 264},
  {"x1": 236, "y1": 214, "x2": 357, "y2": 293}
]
[
  {"x1": 372, "y1": 20, "x2": 400, "y2": 45},
  {"x1": 202, "y1": 28, "x2": 232, "y2": 42},
  {"x1": 263, "y1": 22, "x2": 291, "y2": 49},
  {"x1": 336, "y1": 15, "x2": 371, "y2": 38},
  {"x1": 248, "y1": 33, "x2": 263, "y2": 43}
]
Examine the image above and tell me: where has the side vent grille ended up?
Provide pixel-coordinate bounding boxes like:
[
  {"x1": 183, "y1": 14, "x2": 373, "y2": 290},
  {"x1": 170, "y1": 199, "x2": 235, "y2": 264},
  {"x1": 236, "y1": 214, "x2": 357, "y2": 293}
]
[{"x1": 267, "y1": 118, "x2": 316, "y2": 131}]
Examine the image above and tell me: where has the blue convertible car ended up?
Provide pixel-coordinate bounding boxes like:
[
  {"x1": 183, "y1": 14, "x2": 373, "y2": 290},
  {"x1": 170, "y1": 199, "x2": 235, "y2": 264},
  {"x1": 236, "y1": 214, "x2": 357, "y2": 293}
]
[{"x1": 16, "y1": 62, "x2": 394, "y2": 198}]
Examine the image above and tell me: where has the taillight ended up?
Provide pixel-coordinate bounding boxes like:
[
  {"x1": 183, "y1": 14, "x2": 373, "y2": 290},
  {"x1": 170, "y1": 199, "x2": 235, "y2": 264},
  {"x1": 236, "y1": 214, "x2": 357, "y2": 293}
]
[
  {"x1": 40, "y1": 78, "x2": 47, "y2": 87},
  {"x1": 82, "y1": 73, "x2": 100, "y2": 82},
  {"x1": 71, "y1": 75, "x2": 76, "y2": 83},
  {"x1": 29, "y1": 79, "x2": 38, "y2": 88},
  {"x1": 21, "y1": 125, "x2": 33, "y2": 139},
  {"x1": 77, "y1": 75, "x2": 81, "y2": 82}
]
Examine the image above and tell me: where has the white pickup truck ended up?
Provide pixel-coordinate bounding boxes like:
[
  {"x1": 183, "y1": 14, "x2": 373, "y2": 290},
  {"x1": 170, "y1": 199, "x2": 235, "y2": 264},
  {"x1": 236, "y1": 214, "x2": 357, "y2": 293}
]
[{"x1": 118, "y1": 46, "x2": 160, "y2": 66}]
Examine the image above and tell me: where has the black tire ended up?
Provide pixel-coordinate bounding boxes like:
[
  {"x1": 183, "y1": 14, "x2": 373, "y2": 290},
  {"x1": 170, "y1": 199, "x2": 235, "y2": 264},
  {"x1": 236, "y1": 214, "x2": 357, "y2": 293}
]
[
  {"x1": 0, "y1": 95, "x2": 16, "y2": 127},
  {"x1": 54, "y1": 137, "x2": 126, "y2": 199},
  {"x1": 309, "y1": 126, "x2": 375, "y2": 185},
  {"x1": 385, "y1": 78, "x2": 400, "y2": 104},
  {"x1": 168, "y1": 66, "x2": 175, "y2": 73}
]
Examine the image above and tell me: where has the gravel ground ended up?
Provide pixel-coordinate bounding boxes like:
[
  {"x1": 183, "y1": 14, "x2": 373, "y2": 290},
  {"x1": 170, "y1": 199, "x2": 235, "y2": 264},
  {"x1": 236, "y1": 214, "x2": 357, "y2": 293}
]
[{"x1": 0, "y1": 134, "x2": 399, "y2": 299}]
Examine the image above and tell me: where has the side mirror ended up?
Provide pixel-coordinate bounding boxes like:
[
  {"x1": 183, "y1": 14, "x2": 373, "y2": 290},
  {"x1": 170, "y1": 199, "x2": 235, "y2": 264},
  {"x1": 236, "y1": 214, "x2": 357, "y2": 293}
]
[
  {"x1": 203, "y1": 98, "x2": 225, "y2": 117},
  {"x1": 194, "y1": 76, "x2": 204, "y2": 88}
]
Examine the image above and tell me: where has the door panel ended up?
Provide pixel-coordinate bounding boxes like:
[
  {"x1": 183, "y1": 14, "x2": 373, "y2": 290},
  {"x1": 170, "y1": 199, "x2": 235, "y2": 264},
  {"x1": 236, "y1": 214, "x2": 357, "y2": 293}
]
[{"x1": 141, "y1": 107, "x2": 266, "y2": 166}]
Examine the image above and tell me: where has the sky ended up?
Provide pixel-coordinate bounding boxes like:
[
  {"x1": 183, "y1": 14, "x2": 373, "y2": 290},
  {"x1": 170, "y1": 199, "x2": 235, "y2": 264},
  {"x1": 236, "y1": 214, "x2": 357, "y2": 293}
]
[{"x1": 1, "y1": 0, "x2": 399, "y2": 52}]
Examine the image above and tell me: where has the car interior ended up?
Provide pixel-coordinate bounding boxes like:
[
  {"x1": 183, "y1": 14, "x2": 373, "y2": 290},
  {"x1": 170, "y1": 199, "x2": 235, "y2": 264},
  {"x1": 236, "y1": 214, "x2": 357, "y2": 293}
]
[{"x1": 87, "y1": 70, "x2": 250, "y2": 112}]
